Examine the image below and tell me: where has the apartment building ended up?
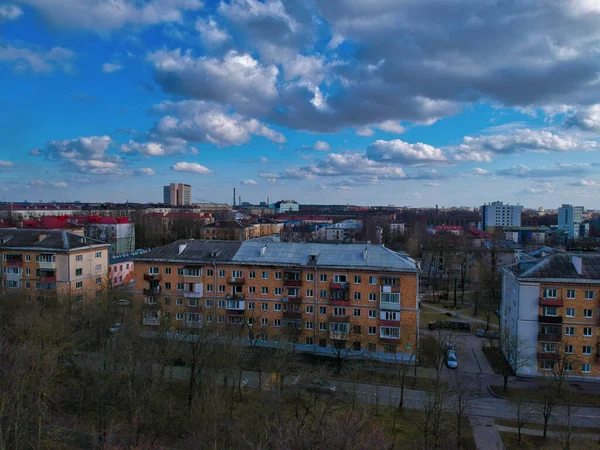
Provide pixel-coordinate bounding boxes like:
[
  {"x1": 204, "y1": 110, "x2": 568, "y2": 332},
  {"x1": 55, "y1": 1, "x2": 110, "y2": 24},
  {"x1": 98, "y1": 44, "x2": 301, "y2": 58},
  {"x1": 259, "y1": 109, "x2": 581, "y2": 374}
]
[
  {"x1": 133, "y1": 240, "x2": 419, "y2": 362},
  {"x1": 0, "y1": 229, "x2": 110, "y2": 302},
  {"x1": 501, "y1": 252, "x2": 600, "y2": 380},
  {"x1": 163, "y1": 183, "x2": 192, "y2": 206},
  {"x1": 200, "y1": 220, "x2": 258, "y2": 241},
  {"x1": 482, "y1": 201, "x2": 523, "y2": 232}
]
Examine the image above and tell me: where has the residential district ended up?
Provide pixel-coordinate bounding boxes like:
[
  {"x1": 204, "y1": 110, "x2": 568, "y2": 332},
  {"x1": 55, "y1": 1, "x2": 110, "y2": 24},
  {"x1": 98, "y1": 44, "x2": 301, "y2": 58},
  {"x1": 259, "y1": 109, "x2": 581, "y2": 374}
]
[{"x1": 3, "y1": 189, "x2": 600, "y2": 448}]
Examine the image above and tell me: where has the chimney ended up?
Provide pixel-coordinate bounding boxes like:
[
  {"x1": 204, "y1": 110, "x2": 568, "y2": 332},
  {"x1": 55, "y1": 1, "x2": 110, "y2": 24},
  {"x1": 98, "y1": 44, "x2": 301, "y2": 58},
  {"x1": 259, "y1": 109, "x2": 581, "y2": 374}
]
[
  {"x1": 260, "y1": 244, "x2": 267, "y2": 256},
  {"x1": 363, "y1": 246, "x2": 368, "y2": 261},
  {"x1": 572, "y1": 255, "x2": 583, "y2": 276},
  {"x1": 233, "y1": 188, "x2": 236, "y2": 207},
  {"x1": 178, "y1": 243, "x2": 187, "y2": 255}
]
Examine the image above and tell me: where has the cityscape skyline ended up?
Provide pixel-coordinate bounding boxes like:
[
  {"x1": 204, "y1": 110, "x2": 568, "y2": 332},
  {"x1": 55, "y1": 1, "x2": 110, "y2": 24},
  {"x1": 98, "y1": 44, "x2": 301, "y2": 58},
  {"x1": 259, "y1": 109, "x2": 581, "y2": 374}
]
[{"x1": 2, "y1": 1, "x2": 600, "y2": 207}]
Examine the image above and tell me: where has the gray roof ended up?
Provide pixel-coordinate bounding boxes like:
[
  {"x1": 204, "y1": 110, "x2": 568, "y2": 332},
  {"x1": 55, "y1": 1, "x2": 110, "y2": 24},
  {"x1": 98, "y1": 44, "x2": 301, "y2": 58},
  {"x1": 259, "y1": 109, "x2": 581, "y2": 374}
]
[
  {"x1": 133, "y1": 240, "x2": 242, "y2": 263},
  {"x1": 233, "y1": 242, "x2": 417, "y2": 272},
  {"x1": 0, "y1": 229, "x2": 109, "y2": 251},
  {"x1": 201, "y1": 220, "x2": 253, "y2": 229},
  {"x1": 506, "y1": 252, "x2": 600, "y2": 281}
]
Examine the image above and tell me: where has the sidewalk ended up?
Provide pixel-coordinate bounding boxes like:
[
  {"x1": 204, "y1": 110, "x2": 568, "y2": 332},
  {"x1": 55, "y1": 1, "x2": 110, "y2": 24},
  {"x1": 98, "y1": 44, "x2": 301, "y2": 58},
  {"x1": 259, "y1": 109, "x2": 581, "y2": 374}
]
[
  {"x1": 470, "y1": 416, "x2": 505, "y2": 450},
  {"x1": 496, "y1": 424, "x2": 600, "y2": 440}
]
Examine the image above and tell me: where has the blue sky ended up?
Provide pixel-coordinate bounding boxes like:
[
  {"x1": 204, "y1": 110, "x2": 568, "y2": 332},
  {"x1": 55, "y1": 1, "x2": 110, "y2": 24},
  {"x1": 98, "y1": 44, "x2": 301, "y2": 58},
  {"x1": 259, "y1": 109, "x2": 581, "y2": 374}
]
[{"x1": 2, "y1": 0, "x2": 600, "y2": 208}]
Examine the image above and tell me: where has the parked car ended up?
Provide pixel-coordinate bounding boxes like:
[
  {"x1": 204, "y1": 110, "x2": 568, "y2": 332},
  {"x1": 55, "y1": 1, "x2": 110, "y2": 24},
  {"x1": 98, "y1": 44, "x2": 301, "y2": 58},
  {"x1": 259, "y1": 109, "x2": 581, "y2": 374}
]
[
  {"x1": 109, "y1": 323, "x2": 121, "y2": 334},
  {"x1": 115, "y1": 299, "x2": 130, "y2": 306},
  {"x1": 306, "y1": 378, "x2": 337, "y2": 395},
  {"x1": 446, "y1": 351, "x2": 458, "y2": 369},
  {"x1": 444, "y1": 342, "x2": 456, "y2": 352}
]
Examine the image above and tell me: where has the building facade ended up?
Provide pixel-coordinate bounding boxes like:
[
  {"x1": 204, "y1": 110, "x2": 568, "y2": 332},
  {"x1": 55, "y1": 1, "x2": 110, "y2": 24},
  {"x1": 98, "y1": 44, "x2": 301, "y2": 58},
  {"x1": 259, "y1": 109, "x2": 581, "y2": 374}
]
[
  {"x1": 558, "y1": 204, "x2": 586, "y2": 240},
  {"x1": 482, "y1": 201, "x2": 523, "y2": 232},
  {"x1": 501, "y1": 253, "x2": 600, "y2": 380},
  {"x1": 163, "y1": 183, "x2": 192, "y2": 206},
  {"x1": 133, "y1": 241, "x2": 419, "y2": 362},
  {"x1": 0, "y1": 229, "x2": 110, "y2": 302},
  {"x1": 274, "y1": 200, "x2": 300, "y2": 214}
]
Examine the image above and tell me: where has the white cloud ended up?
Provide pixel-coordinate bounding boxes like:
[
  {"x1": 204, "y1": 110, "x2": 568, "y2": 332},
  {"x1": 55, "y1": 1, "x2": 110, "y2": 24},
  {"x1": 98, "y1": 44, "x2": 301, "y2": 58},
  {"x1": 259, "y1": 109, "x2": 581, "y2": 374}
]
[
  {"x1": 120, "y1": 141, "x2": 169, "y2": 156},
  {"x1": 19, "y1": 0, "x2": 203, "y2": 31},
  {"x1": 240, "y1": 179, "x2": 257, "y2": 185},
  {"x1": 196, "y1": 17, "x2": 230, "y2": 47},
  {"x1": 565, "y1": 104, "x2": 600, "y2": 131},
  {"x1": 472, "y1": 168, "x2": 489, "y2": 176},
  {"x1": 518, "y1": 182, "x2": 554, "y2": 195},
  {"x1": 136, "y1": 168, "x2": 156, "y2": 176},
  {"x1": 28, "y1": 149, "x2": 41, "y2": 156},
  {"x1": 0, "y1": 160, "x2": 15, "y2": 167},
  {"x1": 377, "y1": 120, "x2": 405, "y2": 134},
  {"x1": 366, "y1": 139, "x2": 447, "y2": 165},
  {"x1": 565, "y1": 179, "x2": 600, "y2": 187},
  {"x1": 355, "y1": 127, "x2": 374, "y2": 137},
  {"x1": 425, "y1": 182, "x2": 440, "y2": 187},
  {"x1": 29, "y1": 180, "x2": 45, "y2": 188},
  {"x1": 102, "y1": 62, "x2": 122, "y2": 73},
  {"x1": 496, "y1": 163, "x2": 592, "y2": 178},
  {"x1": 313, "y1": 140, "x2": 331, "y2": 151},
  {"x1": 0, "y1": 45, "x2": 73, "y2": 73},
  {"x1": 171, "y1": 161, "x2": 214, "y2": 174},
  {"x1": 50, "y1": 182, "x2": 68, "y2": 188},
  {"x1": 0, "y1": 4, "x2": 22, "y2": 21}
]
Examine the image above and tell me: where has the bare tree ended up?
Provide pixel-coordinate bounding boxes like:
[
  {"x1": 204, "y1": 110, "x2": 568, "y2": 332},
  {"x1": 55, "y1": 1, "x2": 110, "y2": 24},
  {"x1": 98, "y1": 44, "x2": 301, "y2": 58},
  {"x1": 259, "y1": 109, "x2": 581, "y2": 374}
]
[
  {"x1": 500, "y1": 333, "x2": 532, "y2": 392},
  {"x1": 538, "y1": 382, "x2": 559, "y2": 439},
  {"x1": 557, "y1": 388, "x2": 577, "y2": 450},
  {"x1": 511, "y1": 396, "x2": 535, "y2": 447},
  {"x1": 418, "y1": 376, "x2": 449, "y2": 449},
  {"x1": 449, "y1": 374, "x2": 476, "y2": 449}
]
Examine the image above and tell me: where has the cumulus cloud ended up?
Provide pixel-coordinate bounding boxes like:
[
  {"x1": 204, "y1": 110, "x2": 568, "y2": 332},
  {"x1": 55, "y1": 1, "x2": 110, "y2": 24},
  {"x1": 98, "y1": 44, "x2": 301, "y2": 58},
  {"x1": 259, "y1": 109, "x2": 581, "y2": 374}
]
[
  {"x1": 495, "y1": 163, "x2": 592, "y2": 178},
  {"x1": 147, "y1": 50, "x2": 279, "y2": 115},
  {"x1": 0, "y1": 45, "x2": 74, "y2": 73},
  {"x1": 313, "y1": 140, "x2": 330, "y2": 151},
  {"x1": 171, "y1": 161, "x2": 214, "y2": 174},
  {"x1": 367, "y1": 139, "x2": 448, "y2": 166},
  {"x1": 196, "y1": 17, "x2": 230, "y2": 47},
  {"x1": 50, "y1": 182, "x2": 68, "y2": 188},
  {"x1": 0, "y1": 160, "x2": 15, "y2": 167},
  {"x1": 0, "y1": 4, "x2": 22, "y2": 21},
  {"x1": 566, "y1": 179, "x2": 600, "y2": 187},
  {"x1": 149, "y1": 100, "x2": 285, "y2": 147},
  {"x1": 565, "y1": 104, "x2": 600, "y2": 131},
  {"x1": 240, "y1": 179, "x2": 257, "y2": 185},
  {"x1": 102, "y1": 62, "x2": 122, "y2": 73},
  {"x1": 136, "y1": 168, "x2": 156, "y2": 176},
  {"x1": 377, "y1": 121, "x2": 405, "y2": 134},
  {"x1": 28, "y1": 149, "x2": 41, "y2": 156},
  {"x1": 517, "y1": 182, "x2": 554, "y2": 195},
  {"x1": 472, "y1": 168, "x2": 489, "y2": 176},
  {"x1": 120, "y1": 141, "x2": 170, "y2": 156},
  {"x1": 452, "y1": 128, "x2": 598, "y2": 162},
  {"x1": 19, "y1": 0, "x2": 203, "y2": 31}
]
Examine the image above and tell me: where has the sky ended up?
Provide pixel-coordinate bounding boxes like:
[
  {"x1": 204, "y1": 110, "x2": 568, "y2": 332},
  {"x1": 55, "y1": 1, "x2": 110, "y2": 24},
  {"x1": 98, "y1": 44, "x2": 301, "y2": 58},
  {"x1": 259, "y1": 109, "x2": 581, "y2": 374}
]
[{"x1": 2, "y1": 0, "x2": 600, "y2": 208}]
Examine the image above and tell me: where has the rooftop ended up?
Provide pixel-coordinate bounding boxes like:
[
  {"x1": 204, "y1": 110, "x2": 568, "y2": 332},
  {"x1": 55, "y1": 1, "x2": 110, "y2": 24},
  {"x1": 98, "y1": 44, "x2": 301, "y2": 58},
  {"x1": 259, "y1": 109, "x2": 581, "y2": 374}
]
[
  {"x1": 0, "y1": 229, "x2": 109, "y2": 251},
  {"x1": 506, "y1": 252, "x2": 600, "y2": 281},
  {"x1": 134, "y1": 240, "x2": 243, "y2": 263}
]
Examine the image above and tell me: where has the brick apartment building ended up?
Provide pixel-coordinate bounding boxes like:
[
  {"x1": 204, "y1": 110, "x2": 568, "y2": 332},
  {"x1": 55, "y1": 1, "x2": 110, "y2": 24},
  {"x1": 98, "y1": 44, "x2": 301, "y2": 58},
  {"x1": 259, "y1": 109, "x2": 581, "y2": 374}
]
[
  {"x1": 501, "y1": 253, "x2": 600, "y2": 380},
  {"x1": 133, "y1": 240, "x2": 419, "y2": 361},
  {"x1": 0, "y1": 229, "x2": 110, "y2": 302}
]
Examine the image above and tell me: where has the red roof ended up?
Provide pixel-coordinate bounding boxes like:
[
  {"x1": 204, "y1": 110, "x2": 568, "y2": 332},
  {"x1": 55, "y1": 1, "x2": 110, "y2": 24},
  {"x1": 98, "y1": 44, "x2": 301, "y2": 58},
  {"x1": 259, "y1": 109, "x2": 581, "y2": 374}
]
[
  {"x1": 434, "y1": 225, "x2": 463, "y2": 231},
  {"x1": 468, "y1": 227, "x2": 494, "y2": 239}
]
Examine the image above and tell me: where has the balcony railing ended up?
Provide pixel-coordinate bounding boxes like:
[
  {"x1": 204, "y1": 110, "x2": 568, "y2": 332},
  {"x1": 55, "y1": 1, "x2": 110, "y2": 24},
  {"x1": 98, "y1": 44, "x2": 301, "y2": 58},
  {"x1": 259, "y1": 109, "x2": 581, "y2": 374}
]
[
  {"x1": 143, "y1": 287, "x2": 161, "y2": 296},
  {"x1": 143, "y1": 273, "x2": 161, "y2": 281},
  {"x1": 226, "y1": 299, "x2": 245, "y2": 310},
  {"x1": 329, "y1": 314, "x2": 350, "y2": 323},
  {"x1": 330, "y1": 298, "x2": 350, "y2": 306},
  {"x1": 227, "y1": 277, "x2": 245, "y2": 285},
  {"x1": 183, "y1": 290, "x2": 202, "y2": 298},
  {"x1": 538, "y1": 333, "x2": 562, "y2": 343},
  {"x1": 537, "y1": 352, "x2": 560, "y2": 361},
  {"x1": 380, "y1": 285, "x2": 401, "y2": 293},
  {"x1": 142, "y1": 318, "x2": 160, "y2": 326},
  {"x1": 283, "y1": 310, "x2": 302, "y2": 320},
  {"x1": 380, "y1": 319, "x2": 401, "y2": 327},
  {"x1": 330, "y1": 282, "x2": 349, "y2": 290},
  {"x1": 538, "y1": 315, "x2": 563, "y2": 324},
  {"x1": 227, "y1": 317, "x2": 244, "y2": 326},
  {"x1": 283, "y1": 295, "x2": 302, "y2": 304},
  {"x1": 6, "y1": 260, "x2": 23, "y2": 267},
  {"x1": 38, "y1": 258, "x2": 56, "y2": 270},
  {"x1": 283, "y1": 279, "x2": 302, "y2": 287},
  {"x1": 539, "y1": 297, "x2": 563, "y2": 307},
  {"x1": 40, "y1": 276, "x2": 57, "y2": 283}
]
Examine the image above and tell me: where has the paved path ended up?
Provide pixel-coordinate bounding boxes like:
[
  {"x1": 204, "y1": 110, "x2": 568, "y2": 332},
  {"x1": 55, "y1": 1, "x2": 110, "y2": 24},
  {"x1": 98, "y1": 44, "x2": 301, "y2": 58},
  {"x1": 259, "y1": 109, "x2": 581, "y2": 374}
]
[
  {"x1": 421, "y1": 302, "x2": 499, "y2": 328},
  {"x1": 470, "y1": 416, "x2": 505, "y2": 450},
  {"x1": 496, "y1": 424, "x2": 600, "y2": 440}
]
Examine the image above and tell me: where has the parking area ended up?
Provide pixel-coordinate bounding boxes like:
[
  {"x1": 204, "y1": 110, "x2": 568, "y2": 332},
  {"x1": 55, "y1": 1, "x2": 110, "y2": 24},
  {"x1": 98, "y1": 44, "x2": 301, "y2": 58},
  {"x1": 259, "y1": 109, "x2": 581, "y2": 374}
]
[{"x1": 430, "y1": 332, "x2": 495, "y2": 375}]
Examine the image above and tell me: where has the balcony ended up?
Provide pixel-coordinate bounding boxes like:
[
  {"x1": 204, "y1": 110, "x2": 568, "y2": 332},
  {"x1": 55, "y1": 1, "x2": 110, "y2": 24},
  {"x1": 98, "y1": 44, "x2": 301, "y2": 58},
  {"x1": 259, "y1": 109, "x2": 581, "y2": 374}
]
[
  {"x1": 184, "y1": 290, "x2": 202, "y2": 298},
  {"x1": 227, "y1": 316, "x2": 244, "y2": 326},
  {"x1": 227, "y1": 277, "x2": 245, "y2": 285},
  {"x1": 283, "y1": 279, "x2": 302, "y2": 287},
  {"x1": 537, "y1": 352, "x2": 560, "y2": 361},
  {"x1": 283, "y1": 270, "x2": 302, "y2": 287},
  {"x1": 538, "y1": 333, "x2": 562, "y2": 343},
  {"x1": 38, "y1": 255, "x2": 56, "y2": 270},
  {"x1": 283, "y1": 295, "x2": 302, "y2": 304},
  {"x1": 538, "y1": 315, "x2": 563, "y2": 324},
  {"x1": 380, "y1": 285, "x2": 401, "y2": 293},
  {"x1": 380, "y1": 319, "x2": 401, "y2": 327},
  {"x1": 143, "y1": 287, "x2": 161, "y2": 296},
  {"x1": 330, "y1": 282, "x2": 349, "y2": 290},
  {"x1": 226, "y1": 299, "x2": 245, "y2": 311},
  {"x1": 329, "y1": 314, "x2": 350, "y2": 323},
  {"x1": 4, "y1": 272, "x2": 23, "y2": 281},
  {"x1": 39, "y1": 283, "x2": 56, "y2": 291},
  {"x1": 283, "y1": 310, "x2": 302, "y2": 320},
  {"x1": 40, "y1": 276, "x2": 56, "y2": 283},
  {"x1": 330, "y1": 298, "x2": 350, "y2": 306},
  {"x1": 142, "y1": 318, "x2": 160, "y2": 326},
  {"x1": 143, "y1": 273, "x2": 161, "y2": 281},
  {"x1": 6, "y1": 260, "x2": 23, "y2": 267},
  {"x1": 329, "y1": 323, "x2": 349, "y2": 340},
  {"x1": 539, "y1": 297, "x2": 563, "y2": 307}
]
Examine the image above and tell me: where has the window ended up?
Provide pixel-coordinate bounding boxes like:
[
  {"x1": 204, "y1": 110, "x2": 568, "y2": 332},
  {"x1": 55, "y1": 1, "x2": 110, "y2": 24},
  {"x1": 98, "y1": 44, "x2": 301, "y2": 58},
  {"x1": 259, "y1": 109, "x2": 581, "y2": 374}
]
[
  {"x1": 369, "y1": 310, "x2": 377, "y2": 318},
  {"x1": 584, "y1": 309, "x2": 593, "y2": 318},
  {"x1": 76, "y1": 282, "x2": 83, "y2": 290},
  {"x1": 96, "y1": 277, "x2": 102, "y2": 285},
  {"x1": 306, "y1": 321, "x2": 313, "y2": 330},
  {"x1": 541, "y1": 360, "x2": 554, "y2": 370},
  {"x1": 205, "y1": 315, "x2": 212, "y2": 322},
  {"x1": 248, "y1": 317, "x2": 254, "y2": 326},
  {"x1": 188, "y1": 298, "x2": 198, "y2": 307},
  {"x1": 165, "y1": 282, "x2": 171, "y2": 290},
  {"x1": 354, "y1": 275, "x2": 362, "y2": 284},
  {"x1": 541, "y1": 343, "x2": 556, "y2": 353},
  {"x1": 320, "y1": 274, "x2": 327, "y2": 282},
  {"x1": 274, "y1": 319, "x2": 281, "y2": 327},
  {"x1": 585, "y1": 290, "x2": 594, "y2": 300},
  {"x1": 353, "y1": 325, "x2": 361, "y2": 335},
  {"x1": 381, "y1": 293, "x2": 400, "y2": 304},
  {"x1": 368, "y1": 326, "x2": 376, "y2": 335},
  {"x1": 384, "y1": 344, "x2": 396, "y2": 354},
  {"x1": 566, "y1": 289, "x2": 575, "y2": 299},
  {"x1": 232, "y1": 270, "x2": 242, "y2": 278},
  {"x1": 25, "y1": 282, "x2": 30, "y2": 289},
  {"x1": 380, "y1": 327, "x2": 400, "y2": 339},
  {"x1": 261, "y1": 271, "x2": 268, "y2": 279},
  {"x1": 25, "y1": 255, "x2": 30, "y2": 262},
  {"x1": 176, "y1": 282, "x2": 183, "y2": 290},
  {"x1": 306, "y1": 337, "x2": 314, "y2": 345},
  {"x1": 369, "y1": 343, "x2": 377, "y2": 352},
  {"x1": 25, "y1": 268, "x2": 31, "y2": 275},
  {"x1": 544, "y1": 288, "x2": 557, "y2": 298},
  {"x1": 565, "y1": 326, "x2": 575, "y2": 336},
  {"x1": 262, "y1": 302, "x2": 268, "y2": 311},
  {"x1": 218, "y1": 300, "x2": 225, "y2": 308},
  {"x1": 249, "y1": 271, "x2": 256, "y2": 279},
  {"x1": 261, "y1": 318, "x2": 268, "y2": 326},
  {"x1": 334, "y1": 274, "x2": 347, "y2": 283},
  {"x1": 177, "y1": 268, "x2": 184, "y2": 275},
  {"x1": 584, "y1": 327, "x2": 592, "y2": 337},
  {"x1": 74, "y1": 294, "x2": 83, "y2": 303},
  {"x1": 95, "y1": 264, "x2": 102, "y2": 271},
  {"x1": 320, "y1": 290, "x2": 327, "y2": 299},
  {"x1": 543, "y1": 307, "x2": 557, "y2": 316},
  {"x1": 369, "y1": 276, "x2": 376, "y2": 285},
  {"x1": 217, "y1": 316, "x2": 224, "y2": 323},
  {"x1": 305, "y1": 289, "x2": 313, "y2": 297},
  {"x1": 583, "y1": 345, "x2": 592, "y2": 355},
  {"x1": 319, "y1": 339, "x2": 327, "y2": 347},
  {"x1": 126, "y1": 264, "x2": 129, "y2": 269},
  {"x1": 305, "y1": 305, "x2": 314, "y2": 314},
  {"x1": 261, "y1": 287, "x2": 269, "y2": 294},
  {"x1": 205, "y1": 299, "x2": 212, "y2": 307},
  {"x1": 353, "y1": 308, "x2": 361, "y2": 317},
  {"x1": 218, "y1": 285, "x2": 225, "y2": 292},
  {"x1": 176, "y1": 298, "x2": 183, "y2": 306},
  {"x1": 306, "y1": 273, "x2": 314, "y2": 281},
  {"x1": 353, "y1": 292, "x2": 361, "y2": 301},
  {"x1": 248, "y1": 302, "x2": 255, "y2": 310},
  {"x1": 149, "y1": 266, "x2": 159, "y2": 274},
  {"x1": 249, "y1": 286, "x2": 256, "y2": 294},
  {"x1": 75, "y1": 268, "x2": 83, "y2": 276},
  {"x1": 206, "y1": 284, "x2": 213, "y2": 292},
  {"x1": 319, "y1": 306, "x2": 327, "y2": 314},
  {"x1": 369, "y1": 293, "x2": 377, "y2": 302},
  {"x1": 95, "y1": 252, "x2": 102, "y2": 258},
  {"x1": 206, "y1": 269, "x2": 213, "y2": 276},
  {"x1": 165, "y1": 268, "x2": 171, "y2": 275},
  {"x1": 564, "y1": 344, "x2": 574, "y2": 354},
  {"x1": 218, "y1": 270, "x2": 225, "y2": 277},
  {"x1": 274, "y1": 287, "x2": 282, "y2": 295},
  {"x1": 274, "y1": 303, "x2": 281, "y2": 311},
  {"x1": 333, "y1": 307, "x2": 346, "y2": 316},
  {"x1": 75, "y1": 255, "x2": 83, "y2": 262},
  {"x1": 383, "y1": 311, "x2": 400, "y2": 321},
  {"x1": 275, "y1": 272, "x2": 282, "y2": 280},
  {"x1": 319, "y1": 322, "x2": 327, "y2": 331},
  {"x1": 566, "y1": 308, "x2": 575, "y2": 317},
  {"x1": 582, "y1": 363, "x2": 591, "y2": 374}
]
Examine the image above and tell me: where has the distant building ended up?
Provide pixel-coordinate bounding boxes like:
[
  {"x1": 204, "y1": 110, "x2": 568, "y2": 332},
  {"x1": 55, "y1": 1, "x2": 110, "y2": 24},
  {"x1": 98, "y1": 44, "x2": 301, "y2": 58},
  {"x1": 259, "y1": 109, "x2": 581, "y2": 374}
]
[
  {"x1": 109, "y1": 254, "x2": 134, "y2": 287},
  {"x1": 201, "y1": 220, "x2": 258, "y2": 241},
  {"x1": 481, "y1": 201, "x2": 522, "y2": 232},
  {"x1": 558, "y1": 204, "x2": 587, "y2": 240},
  {"x1": 320, "y1": 220, "x2": 363, "y2": 242},
  {"x1": 163, "y1": 183, "x2": 192, "y2": 206},
  {"x1": 503, "y1": 226, "x2": 547, "y2": 245},
  {"x1": 388, "y1": 222, "x2": 405, "y2": 235},
  {"x1": 274, "y1": 200, "x2": 299, "y2": 214},
  {"x1": 431, "y1": 225, "x2": 463, "y2": 236},
  {"x1": 68, "y1": 215, "x2": 135, "y2": 254}
]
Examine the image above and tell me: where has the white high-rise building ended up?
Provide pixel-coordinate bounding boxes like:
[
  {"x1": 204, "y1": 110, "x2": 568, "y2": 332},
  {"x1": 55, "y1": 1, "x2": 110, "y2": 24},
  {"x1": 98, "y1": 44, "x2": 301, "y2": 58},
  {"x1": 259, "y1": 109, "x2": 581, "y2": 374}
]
[
  {"x1": 163, "y1": 183, "x2": 192, "y2": 206},
  {"x1": 481, "y1": 201, "x2": 523, "y2": 231},
  {"x1": 558, "y1": 204, "x2": 586, "y2": 239}
]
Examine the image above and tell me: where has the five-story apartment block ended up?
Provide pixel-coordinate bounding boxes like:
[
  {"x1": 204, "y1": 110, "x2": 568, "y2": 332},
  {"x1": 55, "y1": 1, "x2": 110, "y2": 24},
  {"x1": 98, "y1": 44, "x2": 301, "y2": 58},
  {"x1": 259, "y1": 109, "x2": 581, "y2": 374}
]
[
  {"x1": 0, "y1": 229, "x2": 110, "y2": 302},
  {"x1": 134, "y1": 240, "x2": 419, "y2": 361},
  {"x1": 501, "y1": 253, "x2": 600, "y2": 380}
]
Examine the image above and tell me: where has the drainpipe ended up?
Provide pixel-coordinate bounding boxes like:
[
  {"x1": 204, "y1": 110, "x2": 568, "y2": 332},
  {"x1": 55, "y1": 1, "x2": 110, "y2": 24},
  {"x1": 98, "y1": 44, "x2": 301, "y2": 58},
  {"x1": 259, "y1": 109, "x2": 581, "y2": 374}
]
[
  {"x1": 213, "y1": 261, "x2": 217, "y2": 321},
  {"x1": 314, "y1": 265, "x2": 318, "y2": 354}
]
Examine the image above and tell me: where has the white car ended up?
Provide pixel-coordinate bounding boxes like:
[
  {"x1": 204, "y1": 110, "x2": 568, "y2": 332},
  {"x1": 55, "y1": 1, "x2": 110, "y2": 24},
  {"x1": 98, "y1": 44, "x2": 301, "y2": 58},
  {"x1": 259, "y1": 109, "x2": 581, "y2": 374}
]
[
  {"x1": 109, "y1": 323, "x2": 121, "y2": 334},
  {"x1": 446, "y1": 350, "x2": 458, "y2": 369}
]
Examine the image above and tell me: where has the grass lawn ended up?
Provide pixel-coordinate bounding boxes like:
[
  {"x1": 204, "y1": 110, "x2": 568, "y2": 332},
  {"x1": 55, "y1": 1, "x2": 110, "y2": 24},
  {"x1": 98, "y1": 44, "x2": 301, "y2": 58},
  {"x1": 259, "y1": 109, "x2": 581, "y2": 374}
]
[
  {"x1": 499, "y1": 431, "x2": 599, "y2": 449},
  {"x1": 482, "y1": 345, "x2": 508, "y2": 375},
  {"x1": 489, "y1": 385, "x2": 600, "y2": 407},
  {"x1": 495, "y1": 418, "x2": 599, "y2": 434},
  {"x1": 332, "y1": 369, "x2": 448, "y2": 390}
]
